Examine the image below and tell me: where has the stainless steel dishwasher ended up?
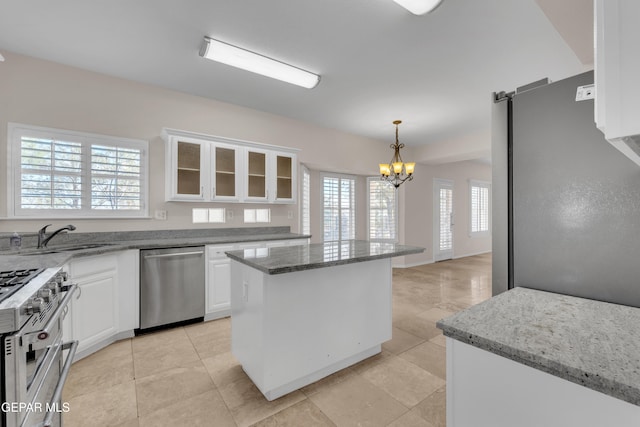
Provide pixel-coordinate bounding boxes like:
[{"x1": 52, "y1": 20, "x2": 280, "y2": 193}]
[{"x1": 139, "y1": 246, "x2": 205, "y2": 331}]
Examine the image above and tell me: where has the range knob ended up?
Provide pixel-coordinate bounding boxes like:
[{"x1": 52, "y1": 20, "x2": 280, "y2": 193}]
[
  {"x1": 24, "y1": 297, "x2": 44, "y2": 315},
  {"x1": 38, "y1": 288, "x2": 53, "y2": 303}
]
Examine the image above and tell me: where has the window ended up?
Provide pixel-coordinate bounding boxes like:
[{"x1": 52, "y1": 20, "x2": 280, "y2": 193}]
[
  {"x1": 367, "y1": 178, "x2": 397, "y2": 242},
  {"x1": 8, "y1": 123, "x2": 148, "y2": 218},
  {"x1": 301, "y1": 165, "x2": 311, "y2": 235},
  {"x1": 470, "y1": 180, "x2": 491, "y2": 237},
  {"x1": 192, "y1": 208, "x2": 226, "y2": 223},
  {"x1": 322, "y1": 174, "x2": 355, "y2": 241},
  {"x1": 244, "y1": 208, "x2": 271, "y2": 223}
]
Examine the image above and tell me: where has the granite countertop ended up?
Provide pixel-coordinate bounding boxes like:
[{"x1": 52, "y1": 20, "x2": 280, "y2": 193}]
[
  {"x1": 225, "y1": 240, "x2": 424, "y2": 274},
  {"x1": 0, "y1": 228, "x2": 309, "y2": 271},
  {"x1": 437, "y1": 287, "x2": 640, "y2": 406}
]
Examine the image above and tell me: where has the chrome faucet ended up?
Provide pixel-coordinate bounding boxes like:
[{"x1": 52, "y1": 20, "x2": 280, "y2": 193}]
[{"x1": 37, "y1": 224, "x2": 76, "y2": 248}]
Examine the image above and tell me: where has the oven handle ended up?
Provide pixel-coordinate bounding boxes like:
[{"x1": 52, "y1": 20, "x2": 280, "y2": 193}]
[
  {"x1": 43, "y1": 340, "x2": 78, "y2": 427},
  {"x1": 23, "y1": 284, "x2": 77, "y2": 346}
]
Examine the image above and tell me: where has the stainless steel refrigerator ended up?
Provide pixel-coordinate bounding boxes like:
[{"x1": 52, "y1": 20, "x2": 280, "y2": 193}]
[{"x1": 492, "y1": 71, "x2": 640, "y2": 307}]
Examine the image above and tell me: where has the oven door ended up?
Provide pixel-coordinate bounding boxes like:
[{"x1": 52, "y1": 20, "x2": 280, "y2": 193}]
[{"x1": 2, "y1": 285, "x2": 78, "y2": 427}]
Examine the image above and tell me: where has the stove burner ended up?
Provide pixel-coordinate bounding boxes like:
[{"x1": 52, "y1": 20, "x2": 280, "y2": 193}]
[{"x1": 0, "y1": 269, "x2": 44, "y2": 303}]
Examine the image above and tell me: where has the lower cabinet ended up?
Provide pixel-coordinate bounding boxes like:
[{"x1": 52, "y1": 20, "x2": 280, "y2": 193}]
[
  {"x1": 62, "y1": 250, "x2": 138, "y2": 360},
  {"x1": 205, "y1": 238, "x2": 309, "y2": 321},
  {"x1": 206, "y1": 245, "x2": 234, "y2": 321}
]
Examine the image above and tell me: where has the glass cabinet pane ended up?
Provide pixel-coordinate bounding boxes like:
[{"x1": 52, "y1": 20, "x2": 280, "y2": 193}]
[
  {"x1": 215, "y1": 147, "x2": 236, "y2": 197},
  {"x1": 247, "y1": 151, "x2": 266, "y2": 198},
  {"x1": 177, "y1": 141, "x2": 201, "y2": 195},
  {"x1": 276, "y1": 155, "x2": 293, "y2": 199}
]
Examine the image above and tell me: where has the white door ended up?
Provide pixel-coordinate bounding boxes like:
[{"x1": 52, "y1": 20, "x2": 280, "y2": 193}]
[{"x1": 434, "y1": 179, "x2": 454, "y2": 261}]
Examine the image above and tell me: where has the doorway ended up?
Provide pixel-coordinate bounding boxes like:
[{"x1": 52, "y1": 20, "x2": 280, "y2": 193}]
[{"x1": 433, "y1": 178, "x2": 454, "y2": 262}]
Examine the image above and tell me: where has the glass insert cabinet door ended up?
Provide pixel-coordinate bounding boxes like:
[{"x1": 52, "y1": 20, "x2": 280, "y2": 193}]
[
  {"x1": 176, "y1": 141, "x2": 203, "y2": 196},
  {"x1": 247, "y1": 150, "x2": 267, "y2": 199},
  {"x1": 214, "y1": 146, "x2": 237, "y2": 198},
  {"x1": 276, "y1": 155, "x2": 293, "y2": 199}
]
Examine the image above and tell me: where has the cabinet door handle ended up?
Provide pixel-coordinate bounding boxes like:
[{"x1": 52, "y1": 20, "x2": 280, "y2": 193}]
[
  {"x1": 200, "y1": 186, "x2": 204, "y2": 196},
  {"x1": 212, "y1": 187, "x2": 215, "y2": 199}
]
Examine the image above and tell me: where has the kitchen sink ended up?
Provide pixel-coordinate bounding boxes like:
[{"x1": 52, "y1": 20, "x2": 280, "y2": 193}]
[{"x1": 19, "y1": 243, "x2": 116, "y2": 255}]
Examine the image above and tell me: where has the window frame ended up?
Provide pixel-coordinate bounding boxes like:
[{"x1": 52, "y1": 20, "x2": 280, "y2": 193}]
[
  {"x1": 469, "y1": 179, "x2": 491, "y2": 238},
  {"x1": 321, "y1": 172, "x2": 356, "y2": 242},
  {"x1": 300, "y1": 164, "x2": 311, "y2": 235},
  {"x1": 7, "y1": 123, "x2": 149, "y2": 219},
  {"x1": 366, "y1": 177, "x2": 398, "y2": 243}
]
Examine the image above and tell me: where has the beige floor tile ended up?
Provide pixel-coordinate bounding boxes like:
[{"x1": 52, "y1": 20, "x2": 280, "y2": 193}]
[
  {"x1": 414, "y1": 386, "x2": 446, "y2": 427},
  {"x1": 252, "y1": 399, "x2": 336, "y2": 426},
  {"x1": 393, "y1": 315, "x2": 442, "y2": 341},
  {"x1": 387, "y1": 409, "x2": 436, "y2": 427},
  {"x1": 382, "y1": 327, "x2": 426, "y2": 355},
  {"x1": 138, "y1": 389, "x2": 235, "y2": 427},
  {"x1": 185, "y1": 317, "x2": 232, "y2": 358},
  {"x1": 132, "y1": 328, "x2": 201, "y2": 378},
  {"x1": 309, "y1": 374, "x2": 408, "y2": 427},
  {"x1": 218, "y1": 375, "x2": 306, "y2": 427},
  {"x1": 359, "y1": 356, "x2": 445, "y2": 408},
  {"x1": 202, "y1": 351, "x2": 247, "y2": 388},
  {"x1": 399, "y1": 342, "x2": 446, "y2": 380},
  {"x1": 63, "y1": 380, "x2": 138, "y2": 427},
  {"x1": 135, "y1": 360, "x2": 215, "y2": 416},
  {"x1": 428, "y1": 334, "x2": 446, "y2": 348},
  {"x1": 417, "y1": 308, "x2": 455, "y2": 325},
  {"x1": 63, "y1": 339, "x2": 134, "y2": 400}
]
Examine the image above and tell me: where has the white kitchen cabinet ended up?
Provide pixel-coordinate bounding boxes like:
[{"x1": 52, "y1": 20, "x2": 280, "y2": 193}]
[
  {"x1": 64, "y1": 250, "x2": 138, "y2": 360},
  {"x1": 271, "y1": 151, "x2": 297, "y2": 204},
  {"x1": 595, "y1": 0, "x2": 640, "y2": 166},
  {"x1": 205, "y1": 244, "x2": 234, "y2": 321},
  {"x1": 163, "y1": 128, "x2": 299, "y2": 203},
  {"x1": 244, "y1": 148, "x2": 270, "y2": 202},
  {"x1": 68, "y1": 254, "x2": 118, "y2": 356}
]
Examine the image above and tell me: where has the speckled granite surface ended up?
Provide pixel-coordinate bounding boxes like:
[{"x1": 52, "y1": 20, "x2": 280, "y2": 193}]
[
  {"x1": 0, "y1": 227, "x2": 309, "y2": 271},
  {"x1": 437, "y1": 287, "x2": 640, "y2": 406},
  {"x1": 225, "y1": 240, "x2": 424, "y2": 274}
]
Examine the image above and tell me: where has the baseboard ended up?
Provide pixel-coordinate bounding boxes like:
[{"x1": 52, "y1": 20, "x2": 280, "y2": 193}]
[{"x1": 453, "y1": 250, "x2": 492, "y2": 259}]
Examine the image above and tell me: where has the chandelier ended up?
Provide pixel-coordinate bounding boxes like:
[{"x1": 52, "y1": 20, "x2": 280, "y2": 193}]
[{"x1": 379, "y1": 120, "x2": 416, "y2": 188}]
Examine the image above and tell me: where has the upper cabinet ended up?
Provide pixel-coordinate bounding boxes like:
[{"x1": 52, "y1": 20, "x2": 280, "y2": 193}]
[
  {"x1": 163, "y1": 128, "x2": 298, "y2": 203},
  {"x1": 595, "y1": 0, "x2": 640, "y2": 166}
]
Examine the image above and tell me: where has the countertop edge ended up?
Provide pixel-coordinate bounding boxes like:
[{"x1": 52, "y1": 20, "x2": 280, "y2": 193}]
[
  {"x1": 436, "y1": 292, "x2": 640, "y2": 407},
  {"x1": 226, "y1": 246, "x2": 424, "y2": 274}
]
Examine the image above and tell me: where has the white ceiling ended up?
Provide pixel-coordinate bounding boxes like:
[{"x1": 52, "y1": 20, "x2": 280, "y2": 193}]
[{"x1": 0, "y1": 0, "x2": 591, "y2": 155}]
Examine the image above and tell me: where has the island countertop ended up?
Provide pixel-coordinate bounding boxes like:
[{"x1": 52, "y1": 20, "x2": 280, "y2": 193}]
[
  {"x1": 225, "y1": 240, "x2": 424, "y2": 274},
  {"x1": 437, "y1": 287, "x2": 640, "y2": 406}
]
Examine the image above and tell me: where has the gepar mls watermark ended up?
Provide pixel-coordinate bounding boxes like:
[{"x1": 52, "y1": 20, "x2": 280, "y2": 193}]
[{"x1": 1, "y1": 402, "x2": 70, "y2": 414}]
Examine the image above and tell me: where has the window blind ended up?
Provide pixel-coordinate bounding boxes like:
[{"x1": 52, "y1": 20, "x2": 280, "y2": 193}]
[
  {"x1": 368, "y1": 178, "x2": 397, "y2": 241},
  {"x1": 470, "y1": 181, "x2": 491, "y2": 235},
  {"x1": 322, "y1": 174, "x2": 355, "y2": 241},
  {"x1": 10, "y1": 123, "x2": 148, "y2": 218}
]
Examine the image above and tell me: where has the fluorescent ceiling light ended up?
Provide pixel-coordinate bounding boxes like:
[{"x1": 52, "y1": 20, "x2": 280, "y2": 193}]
[
  {"x1": 199, "y1": 37, "x2": 320, "y2": 89},
  {"x1": 392, "y1": 0, "x2": 443, "y2": 15}
]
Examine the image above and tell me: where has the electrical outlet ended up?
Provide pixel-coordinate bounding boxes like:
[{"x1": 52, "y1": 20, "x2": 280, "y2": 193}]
[{"x1": 155, "y1": 210, "x2": 167, "y2": 220}]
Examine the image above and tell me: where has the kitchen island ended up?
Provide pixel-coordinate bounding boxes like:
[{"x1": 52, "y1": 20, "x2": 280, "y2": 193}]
[
  {"x1": 437, "y1": 287, "x2": 640, "y2": 427},
  {"x1": 225, "y1": 240, "x2": 424, "y2": 401}
]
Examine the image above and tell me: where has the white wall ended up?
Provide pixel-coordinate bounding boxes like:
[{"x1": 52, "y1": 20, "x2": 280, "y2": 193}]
[
  {"x1": 397, "y1": 160, "x2": 492, "y2": 267},
  {"x1": 0, "y1": 52, "x2": 389, "y2": 235}
]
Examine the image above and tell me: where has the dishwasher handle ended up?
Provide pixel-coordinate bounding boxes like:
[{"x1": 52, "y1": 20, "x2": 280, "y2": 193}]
[{"x1": 143, "y1": 250, "x2": 204, "y2": 260}]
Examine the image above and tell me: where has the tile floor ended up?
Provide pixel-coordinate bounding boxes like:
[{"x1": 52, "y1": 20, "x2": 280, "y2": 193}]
[{"x1": 62, "y1": 253, "x2": 492, "y2": 427}]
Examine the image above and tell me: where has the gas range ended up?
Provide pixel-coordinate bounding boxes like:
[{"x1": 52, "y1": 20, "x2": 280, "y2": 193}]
[
  {"x1": 0, "y1": 267, "x2": 66, "y2": 334},
  {"x1": 0, "y1": 268, "x2": 44, "y2": 304}
]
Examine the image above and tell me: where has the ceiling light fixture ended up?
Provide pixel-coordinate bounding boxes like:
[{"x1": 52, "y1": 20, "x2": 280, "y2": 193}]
[
  {"x1": 392, "y1": 0, "x2": 443, "y2": 15},
  {"x1": 379, "y1": 120, "x2": 416, "y2": 188},
  {"x1": 199, "y1": 37, "x2": 320, "y2": 89}
]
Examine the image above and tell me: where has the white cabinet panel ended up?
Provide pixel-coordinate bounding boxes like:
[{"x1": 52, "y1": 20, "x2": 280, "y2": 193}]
[{"x1": 595, "y1": 0, "x2": 640, "y2": 166}]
